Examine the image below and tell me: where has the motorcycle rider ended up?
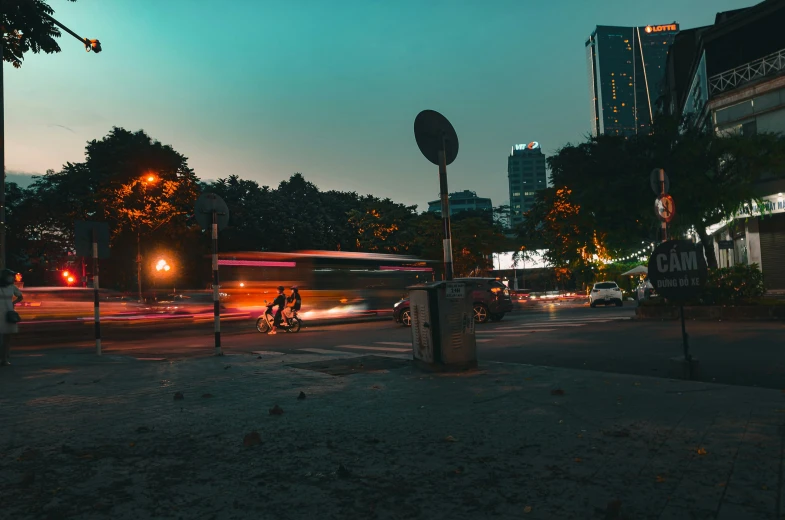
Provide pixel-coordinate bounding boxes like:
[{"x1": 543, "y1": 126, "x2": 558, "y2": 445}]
[
  {"x1": 283, "y1": 286, "x2": 301, "y2": 325},
  {"x1": 268, "y1": 286, "x2": 286, "y2": 334}
]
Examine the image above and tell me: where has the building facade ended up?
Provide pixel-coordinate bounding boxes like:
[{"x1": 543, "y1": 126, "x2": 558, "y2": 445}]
[
  {"x1": 661, "y1": 1, "x2": 785, "y2": 291},
  {"x1": 586, "y1": 23, "x2": 679, "y2": 137},
  {"x1": 508, "y1": 142, "x2": 547, "y2": 228},
  {"x1": 427, "y1": 190, "x2": 492, "y2": 217}
]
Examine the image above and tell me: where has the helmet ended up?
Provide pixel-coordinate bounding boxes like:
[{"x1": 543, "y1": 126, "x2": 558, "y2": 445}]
[
  {"x1": 277, "y1": 285, "x2": 285, "y2": 293},
  {"x1": 291, "y1": 286, "x2": 299, "y2": 292}
]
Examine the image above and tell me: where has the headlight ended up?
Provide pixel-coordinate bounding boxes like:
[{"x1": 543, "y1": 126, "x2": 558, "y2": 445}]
[{"x1": 394, "y1": 301, "x2": 402, "y2": 308}]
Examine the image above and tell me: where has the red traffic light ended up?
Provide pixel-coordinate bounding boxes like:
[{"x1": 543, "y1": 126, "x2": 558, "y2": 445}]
[
  {"x1": 62, "y1": 271, "x2": 70, "y2": 278},
  {"x1": 86, "y1": 39, "x2": 102, "y2": 53}
]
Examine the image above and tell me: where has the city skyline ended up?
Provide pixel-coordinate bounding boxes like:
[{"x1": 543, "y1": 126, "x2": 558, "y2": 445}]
[{"x1": 4, "y1": 0, "x2": 756, "y2": 212}]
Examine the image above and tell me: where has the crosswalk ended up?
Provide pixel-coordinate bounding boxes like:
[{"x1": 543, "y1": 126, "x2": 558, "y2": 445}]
[{"x1": 256, "y1": 315, "x2": 631, "y2": 358}]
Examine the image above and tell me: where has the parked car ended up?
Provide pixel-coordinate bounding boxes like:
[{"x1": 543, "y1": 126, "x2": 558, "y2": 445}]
[
  {"x1": 589, "y1": 281, "x2": 623, "y2": 307},
  {"x1": 393, "y1": 278, "x2": 514, "y2": 326}
]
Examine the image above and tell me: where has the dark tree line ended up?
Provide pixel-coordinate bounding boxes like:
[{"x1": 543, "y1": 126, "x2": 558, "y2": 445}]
[{"x1": 6, "y1": 128, "x2": 512, "y2": 292}]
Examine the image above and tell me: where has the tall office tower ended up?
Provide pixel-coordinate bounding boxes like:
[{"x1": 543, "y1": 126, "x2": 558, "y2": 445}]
[
  {"x1": 586, "y1": 23, "x2": 679, "y2": 136},
  {"x1": 508, "y1": 142, "x2": 547, "y2": 228}
]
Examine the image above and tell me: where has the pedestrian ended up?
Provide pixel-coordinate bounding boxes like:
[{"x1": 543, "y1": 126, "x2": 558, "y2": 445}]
[{"x1": 0, "y1": 269, "x2": 23, "y2": 366}]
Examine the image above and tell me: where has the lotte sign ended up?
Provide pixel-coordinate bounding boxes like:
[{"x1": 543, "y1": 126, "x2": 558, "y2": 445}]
[{"x1": 647, "y1": 240, "x2": 707, "y2": 301}]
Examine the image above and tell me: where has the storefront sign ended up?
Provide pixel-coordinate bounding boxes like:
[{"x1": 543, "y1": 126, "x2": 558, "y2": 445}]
[
  {"x1": 647, "y1": 240, "x2": 708, "y2": 300},
  {"x1": 645, "y1": 24, "x2": 678, "y2": 33}
]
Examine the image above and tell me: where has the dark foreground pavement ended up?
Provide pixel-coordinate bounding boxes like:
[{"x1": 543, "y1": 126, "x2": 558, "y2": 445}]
[{"x1": 2, "y1": 349, "x2": 785, "y2": 519}]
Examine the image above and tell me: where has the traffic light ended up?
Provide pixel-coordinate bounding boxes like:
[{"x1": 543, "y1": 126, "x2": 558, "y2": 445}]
[
  {"x1": 62, "y1": 271, "x2": 70, "y2": 279},
  {"x1": 85, "y1": 39, "x2": 102, "y2": 53}
]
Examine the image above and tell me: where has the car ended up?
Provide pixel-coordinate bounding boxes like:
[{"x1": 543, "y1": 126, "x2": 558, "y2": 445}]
[
  {"x1": 589, "y1": 281, "x2": 623, "y2": 307},
  {"x1": 393, "y1": 278, "x2": 514, "y2": 326}
]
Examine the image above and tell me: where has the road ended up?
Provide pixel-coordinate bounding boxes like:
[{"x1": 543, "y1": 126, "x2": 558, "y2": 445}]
[{"x1": 16, "y1": 303, "x2": 785, "y2": 389}]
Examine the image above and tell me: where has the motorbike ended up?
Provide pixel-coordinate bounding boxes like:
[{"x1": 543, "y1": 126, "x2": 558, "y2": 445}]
[{"x1": 256, "y1": 301, "x2": 302, "y2": 333}]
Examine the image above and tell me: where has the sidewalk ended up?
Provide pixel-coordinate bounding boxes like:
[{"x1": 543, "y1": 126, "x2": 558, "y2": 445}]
[{"x1": 1, "y1": 348, "x2": 784, "y2": 520}]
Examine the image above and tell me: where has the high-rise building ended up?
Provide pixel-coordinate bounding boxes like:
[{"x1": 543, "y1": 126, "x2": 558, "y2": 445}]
[
  {"x1": 508, "y1": 142, "x2": 547, "y2": 228},
  {"x1": 586, "y1": 23, "x2": 679, "y2": 137},
  {"x1": 427, "y1": 190, "x2": 492, "y2": 217}
]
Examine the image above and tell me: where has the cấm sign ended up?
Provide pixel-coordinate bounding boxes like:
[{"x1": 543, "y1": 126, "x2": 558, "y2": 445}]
[{"x1": 647, "y1": 240, "x2": 707, "y2": 301}]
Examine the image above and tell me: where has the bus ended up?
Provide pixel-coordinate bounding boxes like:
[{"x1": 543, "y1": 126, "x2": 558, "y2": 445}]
[{"x1": 217, "y1": 250, "x2": 437, "y2": 318}]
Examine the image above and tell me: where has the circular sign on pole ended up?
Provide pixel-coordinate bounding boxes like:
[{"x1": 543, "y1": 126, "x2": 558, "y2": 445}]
[
  {"x1": 414, "y1": 110, "x2": 459, "y2": 166},
  {"x1": 647, "y1": 240, "x2": 707, "y2": 301},
  {"x1": 650, "y1": 168, "x2": 670, "y2": 195},
  {"x1": 195, "y1": 193, "x2": 230, "y2": 231},
  {"x1": 655, "y1": 194, "x2": 676, "y2": 223}
]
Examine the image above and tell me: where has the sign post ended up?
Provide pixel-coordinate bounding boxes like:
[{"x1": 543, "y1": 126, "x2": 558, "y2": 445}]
[
  {"x1": 647, "y1": 240, "x2": 708, "y2": 377},
  {"x1": 75, "y1": 221, "x2": 110, "y2": 356},
  {"x1": 414, "y1": 110, "x2": 459, "y2": 281},
  {"x1": 195, "y1": 193, "x2": 230, "y2": 356}
]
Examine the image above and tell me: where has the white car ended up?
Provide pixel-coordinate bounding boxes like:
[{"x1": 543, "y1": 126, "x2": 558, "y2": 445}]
[{"x1": 589, "y1": 282, "x2": 623, "y2": 307}]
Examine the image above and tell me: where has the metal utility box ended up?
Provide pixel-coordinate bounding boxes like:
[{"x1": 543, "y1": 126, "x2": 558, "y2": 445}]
[{"x1": 408, "y1": 281, "x2": 477, "y2": 371}]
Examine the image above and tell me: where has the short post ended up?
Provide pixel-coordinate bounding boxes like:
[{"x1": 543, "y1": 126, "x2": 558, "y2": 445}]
[
  {"x1": 438, "y1": 148, "x2": 454, "y2": 281},
  {"x1": 212, "y1": 210, "x2": 222, "y2": 356},
  {"x1": 659, "y1": 169, "x2": 667, "y2": 242},
  {"x1": 680, "y1": 305, "x2": 690, "y2": 361},
  {"x1": 92, "y1": 230, "x2": 101, "y2": 356}
]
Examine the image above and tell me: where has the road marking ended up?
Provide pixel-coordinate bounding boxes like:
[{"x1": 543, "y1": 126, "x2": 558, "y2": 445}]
[
  {"x1": 477, "y1": 329, "x2": 558, "y2": 335},
  {"x1": 375, "y1": 342, "x2": 411, "y2": 346},
  {"x1": 494, "y1": 323, "x2": 586, "y2": 330},
  {"x1": 299, "y1": 348, "x2": 346, "y2": 355},
  {"x1": 335, "y1": 345, "x2": 410, "y2": 353},
  {"x1": 252, "y1": 350, "x2": 285, "y2": 356}
]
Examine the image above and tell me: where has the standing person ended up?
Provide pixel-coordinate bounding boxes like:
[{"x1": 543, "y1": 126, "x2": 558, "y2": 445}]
[
  {"x1": 268, "y1": 286, "x2": 286, "y2": 335},
  {"x1": 0, "y1": 269, "x2": 23, "y2": 366}
]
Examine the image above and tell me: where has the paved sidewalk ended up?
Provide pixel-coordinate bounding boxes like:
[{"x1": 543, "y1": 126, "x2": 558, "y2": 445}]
[{"x1": 1, "y1": 348, "x2": 785, "y2": 520}]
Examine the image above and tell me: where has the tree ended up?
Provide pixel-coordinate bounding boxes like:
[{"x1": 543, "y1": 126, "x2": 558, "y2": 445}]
[
  {"x1": 349, "y1": 197, "x2": 417, "y2": 254},
  {"x1": 2, "y1": 0, "x2": 78, "y2": 68},
  {"x1": 23, "y1": 128, "x2": 202, "y2": 291}
]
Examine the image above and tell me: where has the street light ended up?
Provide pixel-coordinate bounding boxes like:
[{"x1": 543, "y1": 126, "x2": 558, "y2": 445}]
[
  {"x1": 154, "y1": 258, "x2": 172, "y2": 301},
  {"x1": 0, "y1": 11, "x2": 101, "y2": 270},
  {"x1": 136, "y1": 174, "x2": 158, "y2": 302}
]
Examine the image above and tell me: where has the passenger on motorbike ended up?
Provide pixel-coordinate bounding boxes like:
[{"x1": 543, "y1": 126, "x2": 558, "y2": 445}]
[
  {"x1": 269, "y1": 286, "x2": 286, "y2": 334},
  {"x1": 283, "y1": 286, "x2": 301, "y2": 324}
]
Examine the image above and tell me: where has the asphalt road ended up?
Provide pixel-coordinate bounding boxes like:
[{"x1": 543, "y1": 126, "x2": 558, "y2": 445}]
[{"x1": 15, "y1": 303, "x2": 785, "y2": 389}]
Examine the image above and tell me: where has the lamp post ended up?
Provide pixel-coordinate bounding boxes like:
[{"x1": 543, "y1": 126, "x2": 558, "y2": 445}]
[
  {"x1": 1, "y1": 12, "x2": 101, "y2": 270},
  {"x1": 154, "y1": 258, "x2": 171, "y2": 301},
  {"x1": 136, "y1": 174, "x2": 157, "y2": 303}
]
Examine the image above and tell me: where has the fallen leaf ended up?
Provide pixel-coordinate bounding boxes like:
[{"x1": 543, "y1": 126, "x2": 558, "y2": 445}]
[
  {"x1": 634, "y1": 382, "x2": 641, "y2": 386},
  {"x1": 577, "y1": 434, "x2": 583, "y2": 438},
  {"x1": 574, "y1": 457, "x2": 583, "y2": 463},
  {"x1": 656, "y1": 475, "x2": 666, "y2": 483},
  {"x1": 243, "y1": 431, "x2": 261, "y2": 447},
  {"x1": 298, "y1": 391, "x2": 306, "y2": 400},
  {"x1": 371, "y1": 385, "x2": 381, "y2": 389},
  {"x1": 762, "y1": 485, "x2": 768, "y2": 490},
  {"x1": 524, "y1": 505, "x2": 533, "y2": 514},
  {"x1": 551, "y1": 389, "x2": 565, "y2": 396},
  {"x1": 173, "y1": 392, "x2": 184, "y2": 401},
  {"x1": 128, "y1": 442, "x2": 136, "y2": 448},
  {"x1": 224, "y1": 365, "x2": 231, "y2": 370},
  {"x1": 717, "y1": 482, "x2": 726, "y2": 488},
  {"x1": 337, "y1": 464, "x2": 351, "y2": 479},
  {"x1": 269, "y1": 405, "x2": 284, "y2": 416},
  {"x1": 444, "y1": 435, "x2": 458, "y2": 443},
  {"x1": 20, "y1": 471, "x2": 35, "y2": 487},
  {"x1": 697, "y1": 447, "x2": 708, "y2": 456},
  {"x1": 202, "y1": 393, "x2": 213, "y2": 398},
  {"x1": 524, "y1": 377, "x2": 533, "y2": 381},
  {"x1": 17, "y1": 449, "x2": 40, "y2": 462},
  {"x1": 57, "y1": 381, "x2": 65, "y2": 385}
]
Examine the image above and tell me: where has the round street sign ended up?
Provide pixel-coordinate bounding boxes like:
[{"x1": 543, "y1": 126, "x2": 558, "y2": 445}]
[
  {"x1": 414, "y1": 110, "x2": 459, "y2": 166},
  {"x1": 650, "y1": 168, "x2": 670, "y2": 195},
  {"x1": 194, "y1": 193, "x2": 230, "y2": 232},
  {"x1": 647, "y1": 240, "x2": 707, "y2": 301},
  {"x1": 655, "y1": 194, "x2": 676, "y2": 223}
]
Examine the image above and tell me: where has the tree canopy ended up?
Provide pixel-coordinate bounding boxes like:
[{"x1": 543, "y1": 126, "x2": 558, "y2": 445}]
[{"x1": 2, "y1": 0, "x2": 78, "y2": 68}]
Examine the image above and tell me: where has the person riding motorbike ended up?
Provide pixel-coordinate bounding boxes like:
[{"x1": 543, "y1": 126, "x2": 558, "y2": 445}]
[
  {"x1": 283, "y1": 286, "x2": 301, "y2": 324},
  {"x1": 268, "y1": 286, "x2": 286, "y2": 334}
]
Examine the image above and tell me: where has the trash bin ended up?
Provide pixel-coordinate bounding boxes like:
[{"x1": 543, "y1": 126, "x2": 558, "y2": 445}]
[{"x1": 408, "y1": 280, "x2": 477, "y2": 371}]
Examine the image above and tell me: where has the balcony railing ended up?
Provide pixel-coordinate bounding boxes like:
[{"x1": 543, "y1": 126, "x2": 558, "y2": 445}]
[{"x1": 708, "y1": 48, "x2": 785, "y2": 95}]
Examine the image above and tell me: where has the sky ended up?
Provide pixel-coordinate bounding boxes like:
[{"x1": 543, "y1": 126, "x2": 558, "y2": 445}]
[{"x1": 4, "y1": 0, "x2": 759, "y2": 210}]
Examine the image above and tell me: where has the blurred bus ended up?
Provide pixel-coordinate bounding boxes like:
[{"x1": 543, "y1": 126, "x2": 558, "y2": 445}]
[
  {"x1": 217, "y1": 250, "x2": 437, "y2": 318},
  {"x1": 16, "y1": 287, "x2": 142, "y2": 320}
]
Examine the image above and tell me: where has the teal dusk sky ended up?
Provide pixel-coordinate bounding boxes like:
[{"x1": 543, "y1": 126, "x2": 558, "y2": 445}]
[{"x1": 5, "y1": 0, "x2": 757, "y2": 211}]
